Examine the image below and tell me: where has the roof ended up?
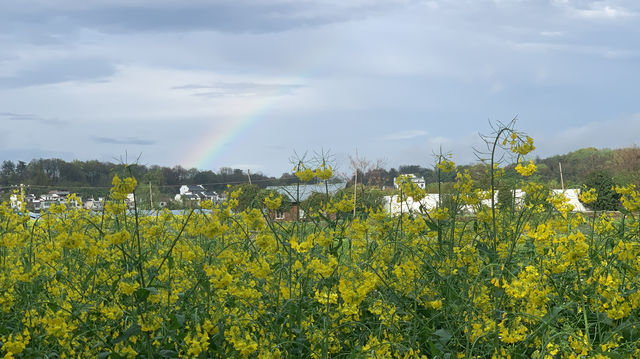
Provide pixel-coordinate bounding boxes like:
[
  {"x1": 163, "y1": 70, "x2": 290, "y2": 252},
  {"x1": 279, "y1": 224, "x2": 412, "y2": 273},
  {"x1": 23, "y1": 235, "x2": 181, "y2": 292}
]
[
  {"x1": 266, "y1": 182, "x2": 346, "y2": 202},
  {"x1": 185, "y1": 185, "x2": 206, "y2": 191}
]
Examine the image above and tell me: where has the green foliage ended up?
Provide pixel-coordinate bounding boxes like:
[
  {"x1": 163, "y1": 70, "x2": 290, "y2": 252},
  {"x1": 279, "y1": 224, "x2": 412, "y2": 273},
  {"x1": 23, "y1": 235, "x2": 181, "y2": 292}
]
[
  {"x1": 227, "y1": 183, "x2": 262, "y2": 212},
  {"x1": 335, "y1": 185, "x2": 386, "y2": 215},
  {"x1": 496, "y1": 183, "x2": 514, "y2": 210},
  {"x1": 302, "y1": 192, "x2": 330, "y2": 213},
  {"x1": 583, "y1": 170, "x2": 620, "y2": 211}
]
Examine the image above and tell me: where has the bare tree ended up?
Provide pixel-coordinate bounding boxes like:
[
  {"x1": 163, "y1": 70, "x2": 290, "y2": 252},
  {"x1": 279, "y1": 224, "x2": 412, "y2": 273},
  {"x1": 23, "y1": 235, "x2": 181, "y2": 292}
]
[{"x1": 348, "y1": 150, "x2": 372, "y2": 216}]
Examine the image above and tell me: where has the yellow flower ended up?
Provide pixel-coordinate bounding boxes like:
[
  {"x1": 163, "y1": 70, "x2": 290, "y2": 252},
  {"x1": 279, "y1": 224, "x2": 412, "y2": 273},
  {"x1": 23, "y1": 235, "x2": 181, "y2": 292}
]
[
  {"x1": 430, "y1": 207, "x2": 449, "y2": 220},
  {"x1": 2, "y1": 330, "x2": 30, "y2": 357},
  {"x1": 315, "y1": 164, "x2": 333, "y2": 180},
  {"x1": 334, "y1": 196, "x2": 354, "y2": 213},
  {"x1": 294, "y1": 165, "x2": 315, "y2": 182},
  {"x1": 515, "y1": 159, "x2": 536, "y2": 176},
  {"x1": 437, "y1": 159, "x2": 456, "y2": 172},
  {"x1": 510, "y1": 135, "x2": 536, "y2": 155},
  {"x1": 264, "y1": 193, "x2": 282, "y2": 210},
  {"x1": 118, "y1": 281, "x2": 139, "y2": 296},
  {"x1": 110, "y1": 175, "x2": 137, "y2": 200},
  {"x1": 105, "y1": 230, "x2": 130, "y2": 245},
  {"x1": 578, "y1": 187, "x2": 598, "y2": 204}
]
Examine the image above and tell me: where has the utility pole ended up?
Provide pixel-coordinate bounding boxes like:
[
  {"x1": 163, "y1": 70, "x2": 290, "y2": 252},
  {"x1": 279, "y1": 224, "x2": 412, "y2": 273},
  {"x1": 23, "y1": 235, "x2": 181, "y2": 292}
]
[
  {"x1": 559, "y1": 162, "x2": 565, "y2": 191},
  {"x1": 353, "y1": 148, "x2": 358, "y2": 217},
  {"x1": 149, "y1": 182, "x2": 153, "y2": 209},
  {"x1": 247, "y1": 169, "x2": 252, "y2": 185}
]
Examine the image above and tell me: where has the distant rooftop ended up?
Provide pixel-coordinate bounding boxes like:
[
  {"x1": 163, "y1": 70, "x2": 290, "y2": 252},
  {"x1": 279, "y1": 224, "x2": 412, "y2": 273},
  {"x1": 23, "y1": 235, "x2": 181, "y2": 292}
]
[{"x1": 266, "y1": 182, "x2": 346, "y2": 202}]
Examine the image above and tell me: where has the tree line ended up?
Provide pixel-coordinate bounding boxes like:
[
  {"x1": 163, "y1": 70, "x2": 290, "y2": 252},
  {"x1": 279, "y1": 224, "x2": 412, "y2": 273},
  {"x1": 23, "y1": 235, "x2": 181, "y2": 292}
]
[{"x1": 2, "y1": 146, "x2": 638, "y2": 210}]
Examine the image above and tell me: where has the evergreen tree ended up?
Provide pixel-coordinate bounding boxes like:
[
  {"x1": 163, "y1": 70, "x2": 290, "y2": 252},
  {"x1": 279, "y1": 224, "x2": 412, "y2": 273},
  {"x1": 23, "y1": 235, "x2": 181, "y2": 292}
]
[{"x1": 583, "y1": 170, "x2": 620, "y2": 211}]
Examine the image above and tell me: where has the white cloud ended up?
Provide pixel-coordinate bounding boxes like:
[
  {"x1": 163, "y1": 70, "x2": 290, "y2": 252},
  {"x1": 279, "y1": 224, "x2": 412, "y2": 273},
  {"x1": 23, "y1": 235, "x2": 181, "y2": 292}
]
[
  {"x1": 552, "y1": 1, "x2": 637, "y2": 21},
  {"x1": 540, "y1": 31, "x2": 564, "y2": 37},
  {"x1": 532, "y1": 114, "x2": 640, "y2": 159},
  {"x1": 383, "y1": 130, "x2": 429, "y2": 140},
  {"x1": 574, "y1": 5, "x2": 635, "y2": 20}
]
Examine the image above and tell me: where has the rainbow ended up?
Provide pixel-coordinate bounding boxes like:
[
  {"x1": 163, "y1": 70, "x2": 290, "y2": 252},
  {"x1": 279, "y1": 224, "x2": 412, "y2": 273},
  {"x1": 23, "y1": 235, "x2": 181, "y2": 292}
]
[{"x1": 183, "y1": 88, "x2": 294, "y2": 170}]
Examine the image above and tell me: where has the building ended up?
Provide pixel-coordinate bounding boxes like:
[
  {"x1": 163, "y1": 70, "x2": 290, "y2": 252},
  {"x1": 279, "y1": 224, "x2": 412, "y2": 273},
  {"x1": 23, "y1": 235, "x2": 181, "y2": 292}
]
[
  {"x1": 384, "y1": 188, "x2": 589, "y2": 216},
  {"x1": 394, "y1": 174, "x2": 426, "y2": 189},
  {"x1": 84, "y1": 198, "x2": 106, "y2": 211},
  {"x1": 11, "y1": 190, "x2": 82, "y2": 212},
  {"x1": 174, "y1": 185, "x2": 220, "y2": 204},
  {"x1": 266, "y1": 182, "x2": 346, "y2": 221}
]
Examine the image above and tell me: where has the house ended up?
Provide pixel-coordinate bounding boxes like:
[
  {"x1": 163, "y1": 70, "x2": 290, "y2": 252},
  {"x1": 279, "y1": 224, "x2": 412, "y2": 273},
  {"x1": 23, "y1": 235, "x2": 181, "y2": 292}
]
[
  {"x1": 180, "y1": 185, "x2": 205, "y2": 196},
  {"x1": 12, "y1": 190, "x2": 82, "y2": 212},
  {"x1": 9, "y1": 194, "x2": 23, "y2": 210},
  {"x1": 266, "y1": 182, "x2": 346, "y2": 221},
  {"x1": 394, "y1": 174, "x2": 426, "y2": 189},
  {"x1": 84, "y1": 197, "x2": 106, "y2": 211},
  {"x1": 175, "y1": 184, "x2": 220, "y2": 205}
]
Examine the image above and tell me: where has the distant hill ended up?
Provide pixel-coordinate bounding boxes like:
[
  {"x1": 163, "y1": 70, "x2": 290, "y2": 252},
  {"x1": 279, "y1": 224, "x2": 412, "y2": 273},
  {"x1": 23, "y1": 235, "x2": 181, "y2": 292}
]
[
  {"x1": 354, "y1": 146, "x2": 640, "y2": 190},
  {"x1": 534, "y1": 146, "x2": 640, "y2": 187}
]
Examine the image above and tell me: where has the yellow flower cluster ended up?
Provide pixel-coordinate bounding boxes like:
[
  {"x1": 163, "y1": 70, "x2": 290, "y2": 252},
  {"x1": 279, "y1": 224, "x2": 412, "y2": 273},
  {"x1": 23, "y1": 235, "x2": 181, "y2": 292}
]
[
  {"x1": 263, "y1": 192, "x2": 282, "y2": 210},
  {"x1": 0, "y1": 139, "x2": 639, "y2": 358},
  {"x1": 504, "y1": 132, "x2": 536, "y2": 155},
  {"x1": 436, "y1": 158, "x2": 456, "y2": 173},
  {"x1": 514, "y1": 159, "x2": 537, "y2": 176},
  {"x1": 614, "y1": 184, "x2": 640, "y2": 212},
  {"x1": 579, "y1": 187, "x2": 598, "y2": 204}
]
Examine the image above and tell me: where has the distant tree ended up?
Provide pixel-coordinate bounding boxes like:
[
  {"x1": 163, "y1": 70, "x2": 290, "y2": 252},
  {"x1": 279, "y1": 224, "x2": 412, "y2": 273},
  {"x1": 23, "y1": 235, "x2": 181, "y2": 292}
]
[
  {"x1": 583, "y1": 170, "x2": 620, "y2": 211},
  {"x1": 334, "y1": 185, "x2": 385, "y2": 215},
  {"x1": 1, "y1": 160, "x2": 15, "y2": 176},
  {"x1": 16, "y1": 161, "x2": 26, "y2": 179},
  {"x1": 1, "y1": 161, "x2": 15, "y2": 185},
  {"x1": 227, "y1": 183, "x2": 261, "y2": 212},
  {"x1": 496, "y1": 182, "x2": 514, "y2": 210}
]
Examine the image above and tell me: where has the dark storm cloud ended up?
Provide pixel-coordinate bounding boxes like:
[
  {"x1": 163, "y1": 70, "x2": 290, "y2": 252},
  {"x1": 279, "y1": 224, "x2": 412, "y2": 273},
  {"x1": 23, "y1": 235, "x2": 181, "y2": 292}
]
[
  {"x1": 0, "y1": 58, "x2": 116, "y2": 89},
  {"x1": 0, "y1": 112, "x2": 66, "y2": 126},
  {"x1": 92, "y1": 136, "x2": 156, "y2": 145}
]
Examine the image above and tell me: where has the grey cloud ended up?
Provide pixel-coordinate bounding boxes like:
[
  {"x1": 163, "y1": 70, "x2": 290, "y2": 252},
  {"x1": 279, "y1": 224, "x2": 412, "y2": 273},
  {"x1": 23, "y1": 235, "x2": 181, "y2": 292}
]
[
  {"x1": 172, "y1": 82, "x2": 306, "y2": 98},
  {"x1": 0, "y1": 147, "x2": 76, "y2": 162},
  {"x1": 0, "y1": 1, "x2": 408, "y2": 35},
  {"x1": 0, "y1": 112, "x2": 66, "y2": 126},
  {"x1": 93, "y1": 136, "x2": 156, "y2": 145},
  {"x1": 0, "y1": 57, "x2": 116, "y2": 89}
]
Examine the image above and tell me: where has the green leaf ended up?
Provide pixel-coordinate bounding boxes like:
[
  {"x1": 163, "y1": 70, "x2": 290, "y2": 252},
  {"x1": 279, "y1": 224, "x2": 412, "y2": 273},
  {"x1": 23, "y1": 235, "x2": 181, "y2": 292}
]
[
  {"x1": 113, "y1": 323, "x2": 141, "y2": 345},
  {"x1": 159, "y1": 350, "x2": 178, "y2": 358},
  {"x1": 169, "y1": 313, "x2": 186, "y2": 329},
  {"x1": 601, "y1": 352, "x2": 626, "y2": 359},
  {"x1": 134, "y1": 286, "x2": 158, "y2": 301},
  {"x1": 434, "y1": 328, "x2": 452, "y2": 345},
  {"x1": 424, "y1": 219, "x2": 439, "y2": 232}
]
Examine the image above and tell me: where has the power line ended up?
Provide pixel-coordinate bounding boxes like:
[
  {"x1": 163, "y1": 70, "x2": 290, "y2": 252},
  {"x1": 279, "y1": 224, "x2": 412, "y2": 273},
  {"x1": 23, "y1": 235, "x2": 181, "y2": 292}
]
[{"x1": 0, "y1": 177, "x2": 305, "y2": 191}]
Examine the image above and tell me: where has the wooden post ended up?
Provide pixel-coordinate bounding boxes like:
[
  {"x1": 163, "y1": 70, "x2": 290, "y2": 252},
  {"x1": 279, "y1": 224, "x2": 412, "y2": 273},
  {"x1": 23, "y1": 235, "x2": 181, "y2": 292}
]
[
  {"x1": 247, "y1": 169, "x2": 252, "y2": 185},
  {"x1": 559, "y1": 162, "x2": 565, "y2": 191},
  {"x1": 353, "y1": 149, "x2": 358, "y2": 217},
  {"x1": 149, "y1": 182, "x2": 153, "y2": 209}
]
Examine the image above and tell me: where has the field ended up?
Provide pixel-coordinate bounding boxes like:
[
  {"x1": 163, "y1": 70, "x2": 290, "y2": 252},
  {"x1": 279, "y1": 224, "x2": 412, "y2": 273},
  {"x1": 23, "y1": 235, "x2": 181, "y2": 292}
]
[{"x1": 2, "y1": 135, "x2": 640, "y2": 358}]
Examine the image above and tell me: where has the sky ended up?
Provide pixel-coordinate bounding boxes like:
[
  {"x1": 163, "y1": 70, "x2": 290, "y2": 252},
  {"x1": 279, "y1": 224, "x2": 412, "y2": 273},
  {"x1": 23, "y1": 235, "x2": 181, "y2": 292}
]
[{"x1": 1, "y1": 0, "x2": 639, "y2": 176}]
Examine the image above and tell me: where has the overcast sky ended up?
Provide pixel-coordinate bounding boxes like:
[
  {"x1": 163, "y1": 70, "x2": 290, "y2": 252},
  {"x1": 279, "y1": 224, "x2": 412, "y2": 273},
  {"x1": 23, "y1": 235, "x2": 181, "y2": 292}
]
[{"x1": 1, "y1": 0, "x2": 639, "y2": 176}]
